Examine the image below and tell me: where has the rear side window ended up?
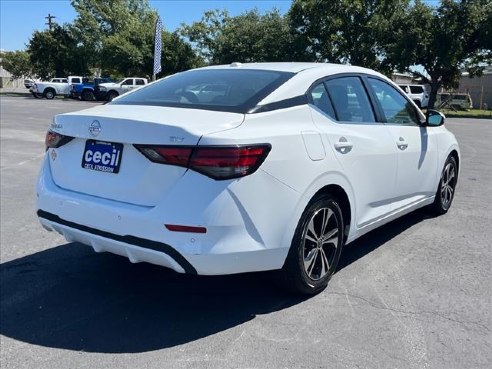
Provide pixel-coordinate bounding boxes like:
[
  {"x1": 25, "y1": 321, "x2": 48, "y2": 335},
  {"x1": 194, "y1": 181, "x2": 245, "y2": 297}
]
[
  {"x1": 409, "y1": 85, "x2": 424, "y2": 94},
  {"x1": 398, "y1": 85, "x2": 409, "y2": 93},
  {"x1": 310, "y1": 83, "x2": 336, "y2": 120},
  {"x1": 71, "y1": 78, "x2": 81, "y2": 84},
  {"x1": 135, "y1": 79, "x2": 146, "y2": 85},
  {"x1": 112, "y1": 69, "x2": 294, "y2": 113},
  {"x1": 368, "y1": 78, "x2": 420, "y2": 125},
  {"x1": 324, "y1": 77, "x2": 375, "y2": 123}
]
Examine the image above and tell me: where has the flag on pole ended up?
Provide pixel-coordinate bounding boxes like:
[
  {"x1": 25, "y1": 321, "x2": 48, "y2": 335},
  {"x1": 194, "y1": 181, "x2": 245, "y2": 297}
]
[{"x1": 153, "y1": 15, "x2": 163, "y2": 75}]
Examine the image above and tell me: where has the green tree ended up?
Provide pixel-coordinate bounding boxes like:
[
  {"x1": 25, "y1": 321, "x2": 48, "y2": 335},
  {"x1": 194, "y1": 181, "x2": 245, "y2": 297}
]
[
  {"x1": 161, "y1": 32, "x2": 204, "y2": 75},
  {"x1": 70, "y1": 0, "x2": 155, "y2": 72},
  {"x1": 71, "y1": 0, "x2": 202, "y2": 76},
  {"x1": 386, "y1": 0, "x2": 492, "y2": 108},
  {"x1": 288, "y1": 0, "x2": 409, "y2": 73},
  {"x1": 100, "y1": 10, "x2": 156, "y2": 76},
  {"x1": 0, "y1": 50, "x2": 32, "y2": 79},
  {"x1": 181, "y1": 8, "x2": 294, "y2": 64},
  {"x1": 28, "y1": 24, "x2": 89, "y2": 80},
  {"x1": 180, "y1": 9, "x2": 229, "y2": 63}
]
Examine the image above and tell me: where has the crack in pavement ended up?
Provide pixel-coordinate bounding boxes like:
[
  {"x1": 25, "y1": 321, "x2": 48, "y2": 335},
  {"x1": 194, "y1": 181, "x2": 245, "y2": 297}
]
[{"x1": 328, "y1": 290, "x2": 491, "y2": 333}]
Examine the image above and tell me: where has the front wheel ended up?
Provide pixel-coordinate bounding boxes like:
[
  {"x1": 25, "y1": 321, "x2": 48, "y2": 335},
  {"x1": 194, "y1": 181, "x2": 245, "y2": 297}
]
[
  {"x1": 431, "y1": 156, "x2": 458, "y2": 215},
  {"x1": 280, "y1": 194, "x2": 345, "y2": 295},
  {"x1": 44, "y1": 89, "x2": 55, "y2": 99},
  {"x1": 107, "y1": 91, "x2": 118, "y2": 101},
  {"x1": 81, "y1": 90, "x2": 96, "y2": 101}
]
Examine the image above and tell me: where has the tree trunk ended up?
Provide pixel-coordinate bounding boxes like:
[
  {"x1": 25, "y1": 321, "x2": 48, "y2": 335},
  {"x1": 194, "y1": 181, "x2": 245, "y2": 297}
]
[{"x1": 427, "y1": 80, "x2": 441, "y2": 110}]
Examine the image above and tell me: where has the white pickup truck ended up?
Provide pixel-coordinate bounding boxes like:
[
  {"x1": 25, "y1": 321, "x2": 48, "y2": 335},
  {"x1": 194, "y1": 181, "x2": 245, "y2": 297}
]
[
  {"x1": 96, "y1": 77, "x2": 148, "y2": 101},
  {"x1": 31, "y1": 76, "x2": 83, "y2": 99}
]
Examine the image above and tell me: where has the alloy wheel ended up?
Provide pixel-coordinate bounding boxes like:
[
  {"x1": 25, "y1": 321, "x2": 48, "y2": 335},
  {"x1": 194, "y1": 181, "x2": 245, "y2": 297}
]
[
  {"x1": 302, "y1": 207, "x2": 341, "y2": 281},
  {"x1": 440, "y1": 161, "x2": 457, "y2": 210}
]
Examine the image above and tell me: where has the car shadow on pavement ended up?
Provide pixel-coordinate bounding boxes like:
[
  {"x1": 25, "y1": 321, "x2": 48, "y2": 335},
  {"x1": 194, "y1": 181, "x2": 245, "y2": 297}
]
[
  {"x1": 337, "y1": 207, "x2": 433, "y2": 271},
  {"x1": 0, "y1": 242, "x2": 306, "y2": 353},
  {"x1": 0, "y1": 208, "x2": 432, "y2": 353}
]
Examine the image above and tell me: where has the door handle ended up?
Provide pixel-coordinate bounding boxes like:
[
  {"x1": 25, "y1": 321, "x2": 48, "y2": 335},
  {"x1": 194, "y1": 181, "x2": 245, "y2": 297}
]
[
  {"x1": 334, "y1": 138, "x2": 353, "y2": 154},
  {"x1": 397, "y1": 137, "x2": 408, "y2": 150}
]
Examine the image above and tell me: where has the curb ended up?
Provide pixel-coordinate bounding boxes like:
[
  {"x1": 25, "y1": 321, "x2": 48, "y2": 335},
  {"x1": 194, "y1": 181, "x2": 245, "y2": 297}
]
[{"x1": 0, "y1": 92, "x2": 32, "y2": 97}]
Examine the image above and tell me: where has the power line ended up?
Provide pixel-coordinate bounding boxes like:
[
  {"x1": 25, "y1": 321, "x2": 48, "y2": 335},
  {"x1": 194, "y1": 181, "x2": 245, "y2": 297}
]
[{"x1": 45, "y1": 13, "x2": 56, "y2": 31}]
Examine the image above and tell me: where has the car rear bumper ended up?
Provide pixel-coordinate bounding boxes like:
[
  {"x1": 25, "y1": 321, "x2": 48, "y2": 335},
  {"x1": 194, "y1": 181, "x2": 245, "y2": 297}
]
[
  {"x1": 36, "y1": 155, "x2": 298, "y2": 275},
  {"x1": 37, "y1": 210, "x2": 196, "y2": 274}
]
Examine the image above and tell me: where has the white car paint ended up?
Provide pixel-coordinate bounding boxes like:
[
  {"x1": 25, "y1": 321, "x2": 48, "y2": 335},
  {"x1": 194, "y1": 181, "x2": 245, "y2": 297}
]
[{"x1": 36, "y1": 63, "x2": 460, "y2": 277}]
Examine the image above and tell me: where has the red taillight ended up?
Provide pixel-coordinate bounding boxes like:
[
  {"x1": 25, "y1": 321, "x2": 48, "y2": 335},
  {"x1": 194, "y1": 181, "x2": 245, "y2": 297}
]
[
  {"x1": 136, "y1": 146, "x2": 193, "y2": 166},
  {"x1": 190, "y1": 146, "x2": 270, "y2": 179},
  {"x1": 134, "y1": 144, "x2": 271, "y2": 180},
  {"x1": 45, "y1": 130, "x2": 74, "y2": 149}
]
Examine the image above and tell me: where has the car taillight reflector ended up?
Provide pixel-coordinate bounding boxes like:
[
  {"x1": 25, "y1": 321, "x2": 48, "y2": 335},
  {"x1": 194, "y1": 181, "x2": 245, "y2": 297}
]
[
  {"x1": 45, "y1": 130, "x2": 74, "y2": 149},
  {"x1": 134, "y1": 144, "x2": 271, "y2": 180},
  {"x1": 165, "y1": 224, "x2": 207, "y2": 233}
]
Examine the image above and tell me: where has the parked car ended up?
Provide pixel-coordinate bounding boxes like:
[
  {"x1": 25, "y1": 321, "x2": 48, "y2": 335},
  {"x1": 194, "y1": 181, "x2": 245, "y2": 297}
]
[
  {"x1": 31, "y1": 76, "x2": 83, "y2": 99},
  {"x1": 398, "y1": 84, "x2": 429, "y2": 108},
  {"x1": 37, "y1": 63, "x2": 460, "y2": 295},
  {"x1": 24, "y1": 79, "x2": 36, "y2": 89},
  {"x1": 96, "y1": 77, "x2": 148, "y2": 101},
  {"x1": 70, "y1": 77, "x2": 113, "y2": 101},
  {"x1": 436, "y1": 92, "x2": 473, "y2": 110}
]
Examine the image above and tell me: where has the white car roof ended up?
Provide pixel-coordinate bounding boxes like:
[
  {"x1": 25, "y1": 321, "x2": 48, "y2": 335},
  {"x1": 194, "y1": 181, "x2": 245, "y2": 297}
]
[{"x1": 200, "y1": 62, "x2": 376, "y2": 74}]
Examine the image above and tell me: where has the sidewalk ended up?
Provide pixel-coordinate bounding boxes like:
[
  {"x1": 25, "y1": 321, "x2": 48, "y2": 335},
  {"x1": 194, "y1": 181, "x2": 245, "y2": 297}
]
[{"x1": 0, "y1": 86, "x2": 32, "y2": 96}]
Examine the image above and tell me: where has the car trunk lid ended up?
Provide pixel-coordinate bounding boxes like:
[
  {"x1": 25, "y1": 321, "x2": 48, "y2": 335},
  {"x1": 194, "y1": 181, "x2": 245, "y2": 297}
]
[{"x1": 48, "y1": 105, "x2": 244, "y2": 206}]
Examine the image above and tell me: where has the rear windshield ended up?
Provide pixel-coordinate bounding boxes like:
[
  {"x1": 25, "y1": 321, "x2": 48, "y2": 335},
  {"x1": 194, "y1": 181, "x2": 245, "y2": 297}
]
[{"x1": 111, "y1": 69, "x2": 294, "y2": 113}]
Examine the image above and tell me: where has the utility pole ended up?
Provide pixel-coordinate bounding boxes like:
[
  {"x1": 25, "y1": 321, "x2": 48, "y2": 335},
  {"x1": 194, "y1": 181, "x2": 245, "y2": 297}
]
[{"x1": 45, "y1": 13, "x2": 56, "y2": 30}]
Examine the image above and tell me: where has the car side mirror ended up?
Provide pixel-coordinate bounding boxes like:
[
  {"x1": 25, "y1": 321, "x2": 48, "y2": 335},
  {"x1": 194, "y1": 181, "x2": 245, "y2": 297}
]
[{"x1": 426, "y1": 109, "x2": 445, "y2": 127}]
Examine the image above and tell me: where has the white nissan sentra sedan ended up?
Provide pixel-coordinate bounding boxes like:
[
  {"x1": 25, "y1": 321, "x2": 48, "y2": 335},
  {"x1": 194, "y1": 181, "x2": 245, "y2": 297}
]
[{"x1": 37, "y1": 63, "x2": 459, "y2": 294}]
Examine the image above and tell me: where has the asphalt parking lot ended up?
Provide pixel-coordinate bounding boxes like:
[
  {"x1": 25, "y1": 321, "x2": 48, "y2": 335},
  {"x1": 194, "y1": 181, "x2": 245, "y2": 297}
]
[{"x1": 1, "y1": 96, "x2": 491, "y2": 369}]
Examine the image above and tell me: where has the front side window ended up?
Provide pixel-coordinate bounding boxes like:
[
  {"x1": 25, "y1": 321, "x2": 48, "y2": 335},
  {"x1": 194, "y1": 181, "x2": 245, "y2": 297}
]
[
  {"x1": 112, "y1": 69, "x2": 294, "y2": 113},
  {"x1": 121, "y1": 79, "x2": 133, "y2": 86},
  {"x1": 324, "y1": 77, "x2": 375, "y2": 123},
  {"x1": 368, "y1": 78, "x2": 420, "y2": 125}
]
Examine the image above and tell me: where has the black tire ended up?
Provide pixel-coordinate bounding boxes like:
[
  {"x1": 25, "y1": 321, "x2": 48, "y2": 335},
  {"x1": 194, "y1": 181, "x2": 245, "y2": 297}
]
[
  {"x1": 81, "y1": 89, "x2": 96, "y2": 101},
  {"x1": 414, "y1": 100, "x2": 421, "y2": 108},
  {"x1": 431, "y1": 156, "x2": 458, "y2": 215},
  {"x1": 43, "y1": 88, "x2": 56, "y2": 99},
  {"x1": 107, "y1": 91, "x2": 118, "y2": 101},
  {"x1": 280, "y1": 194, "x2": 345, "y2": 295}
]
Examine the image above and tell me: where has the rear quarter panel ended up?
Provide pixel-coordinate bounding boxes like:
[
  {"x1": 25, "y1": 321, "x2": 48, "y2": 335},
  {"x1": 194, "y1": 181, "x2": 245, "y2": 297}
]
[{"x1": 201, "y1": 105, "x2": 355, "y2": 252}]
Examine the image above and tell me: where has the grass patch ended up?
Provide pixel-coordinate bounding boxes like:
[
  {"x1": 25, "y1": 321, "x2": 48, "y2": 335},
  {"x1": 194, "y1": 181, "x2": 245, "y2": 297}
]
[{"x1": 440, "y1": 109, "x2": 492, "y2": 119}]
